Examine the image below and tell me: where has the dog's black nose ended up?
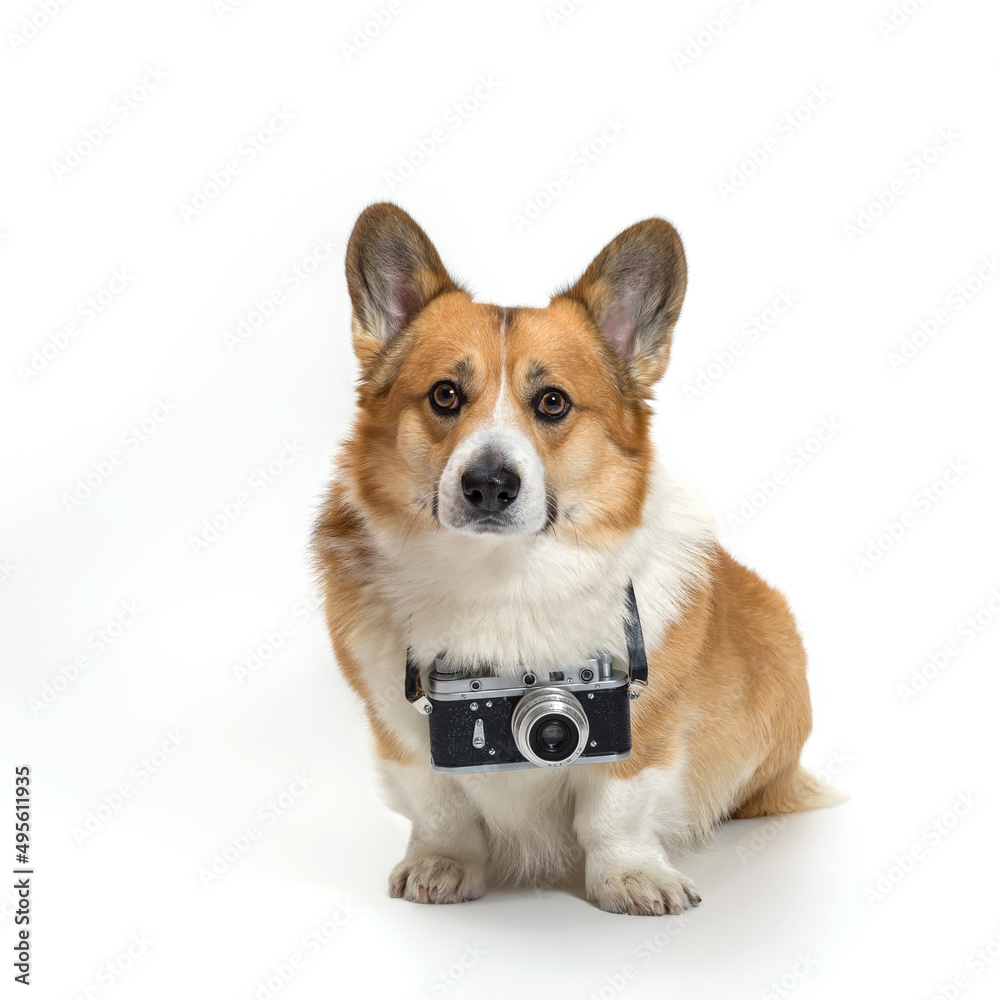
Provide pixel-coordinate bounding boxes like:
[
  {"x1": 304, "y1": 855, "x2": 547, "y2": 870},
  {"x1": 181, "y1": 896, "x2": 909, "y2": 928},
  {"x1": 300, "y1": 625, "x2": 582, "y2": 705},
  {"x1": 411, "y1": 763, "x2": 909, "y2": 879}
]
[{"x1": 462, "y1": 464, "x2": 520, "y2": 511}]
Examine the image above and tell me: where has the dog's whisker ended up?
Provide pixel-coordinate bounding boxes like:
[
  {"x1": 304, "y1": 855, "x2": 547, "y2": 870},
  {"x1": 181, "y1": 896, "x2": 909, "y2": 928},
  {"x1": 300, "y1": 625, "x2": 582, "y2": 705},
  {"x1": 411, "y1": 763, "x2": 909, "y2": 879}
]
[
  {"x1": 564, "y1": 511, "x2": 582, "y2": 575},
  {"x1": 393, "y1": 487, "x2": 438, "y2": 561},
  {"x1": 394, "y1": 516, "x2": 419, "y2": 562}
]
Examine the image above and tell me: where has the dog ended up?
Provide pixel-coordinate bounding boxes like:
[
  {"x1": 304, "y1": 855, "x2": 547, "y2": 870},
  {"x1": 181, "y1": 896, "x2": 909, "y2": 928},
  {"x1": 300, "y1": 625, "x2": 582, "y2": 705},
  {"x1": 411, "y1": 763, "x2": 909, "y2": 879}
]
[{"x1": 311, "y1": 203, "x2": 839, "y2": 915}]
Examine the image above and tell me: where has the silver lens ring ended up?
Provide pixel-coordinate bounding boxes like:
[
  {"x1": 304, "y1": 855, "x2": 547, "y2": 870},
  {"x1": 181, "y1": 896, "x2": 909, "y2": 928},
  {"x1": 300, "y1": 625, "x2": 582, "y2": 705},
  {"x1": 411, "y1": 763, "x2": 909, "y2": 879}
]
[{"x1": 511, "y1": 687, "x2": 589, "y2": 767}]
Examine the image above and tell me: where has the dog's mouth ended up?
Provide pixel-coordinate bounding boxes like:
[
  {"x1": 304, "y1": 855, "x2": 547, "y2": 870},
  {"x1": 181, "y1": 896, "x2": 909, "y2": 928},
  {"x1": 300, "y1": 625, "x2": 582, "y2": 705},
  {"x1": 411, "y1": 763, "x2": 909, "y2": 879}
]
[
  {"x1": 466, "y1": 514, "x2": 517, "y2": 534},
  {"x1": 432, "y1": 498, "x2": 557, "y2": 537},
  {"x1": 443, "y1": 508, "x2": 522, "y2": 535}
]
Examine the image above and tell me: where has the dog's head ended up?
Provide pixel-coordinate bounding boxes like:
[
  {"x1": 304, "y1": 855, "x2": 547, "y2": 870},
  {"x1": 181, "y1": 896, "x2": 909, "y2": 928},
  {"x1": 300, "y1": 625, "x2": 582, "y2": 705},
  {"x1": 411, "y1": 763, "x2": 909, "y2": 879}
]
[{"x1": 342, "y1": 203, "x2": 686, "y2": 546}]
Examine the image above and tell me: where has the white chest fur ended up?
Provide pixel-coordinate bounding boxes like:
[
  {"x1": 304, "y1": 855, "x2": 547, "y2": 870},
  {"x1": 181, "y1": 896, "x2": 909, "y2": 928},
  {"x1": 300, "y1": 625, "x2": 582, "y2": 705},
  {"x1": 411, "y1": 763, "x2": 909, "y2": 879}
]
[{"x1": 354, "y1": 464, "x2": 716, "y2": 762}]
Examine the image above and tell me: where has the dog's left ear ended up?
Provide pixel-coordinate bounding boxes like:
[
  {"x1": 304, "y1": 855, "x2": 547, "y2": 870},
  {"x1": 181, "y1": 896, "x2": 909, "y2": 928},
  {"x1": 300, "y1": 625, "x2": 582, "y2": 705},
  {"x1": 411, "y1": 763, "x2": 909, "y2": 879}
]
[{"x1": 553, "y1": 218, "x2": 687, "y2": 389}]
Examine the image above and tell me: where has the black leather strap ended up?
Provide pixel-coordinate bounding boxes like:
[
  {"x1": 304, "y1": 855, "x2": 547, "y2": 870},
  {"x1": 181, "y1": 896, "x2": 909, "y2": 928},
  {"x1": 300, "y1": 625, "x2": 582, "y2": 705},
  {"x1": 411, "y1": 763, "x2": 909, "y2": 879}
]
[
  {"x1": 404, "y1": 580, "x2": 648, "y2": 709},
  {"x1": 623, "y1": 581, "x2": 648, "y2": 688},
  {"x1": 405, "y1": 651, "x2": 431, "y2": 714}
]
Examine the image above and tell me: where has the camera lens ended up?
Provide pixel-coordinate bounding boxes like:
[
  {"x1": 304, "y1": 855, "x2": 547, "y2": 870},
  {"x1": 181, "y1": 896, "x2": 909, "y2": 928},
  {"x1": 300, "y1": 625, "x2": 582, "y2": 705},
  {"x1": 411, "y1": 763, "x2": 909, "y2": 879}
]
[
  {"x1": 539, "y1": 719, "x2": 568, "y2": 750},
  {"x1": 511, "y1": 688, "x2": 589, "y2": 767},
  {"x1": 527, "y1": 712, "x2": 582, "y2": 763},
  {"x1": 535, "y1": 717, "x2": 573, "y2": 756}
]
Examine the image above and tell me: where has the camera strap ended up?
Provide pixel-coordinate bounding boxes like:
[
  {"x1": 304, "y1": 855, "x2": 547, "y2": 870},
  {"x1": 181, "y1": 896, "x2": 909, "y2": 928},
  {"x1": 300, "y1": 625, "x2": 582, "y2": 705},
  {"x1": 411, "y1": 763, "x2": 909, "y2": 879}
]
[
  {"x1": 405, "y1": 580, "x2": 649, "y2": 714},
  {"x1": 623, "y1": 580, "x2": 648, "y2": 698},
  {"x1": 405, "y1": 651, "x2": 433, "y2": 715}
]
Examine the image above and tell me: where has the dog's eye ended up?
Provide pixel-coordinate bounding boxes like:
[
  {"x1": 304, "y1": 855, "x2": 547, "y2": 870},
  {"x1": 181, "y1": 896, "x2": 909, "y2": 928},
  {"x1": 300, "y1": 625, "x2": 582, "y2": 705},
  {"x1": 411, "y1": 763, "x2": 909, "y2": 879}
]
[
  {"x1": 430, "y1": 381, "x2": 462, "y2": 414},
  {"x1": 536, "y1": 389, "x2": 570, "y2": 421}
]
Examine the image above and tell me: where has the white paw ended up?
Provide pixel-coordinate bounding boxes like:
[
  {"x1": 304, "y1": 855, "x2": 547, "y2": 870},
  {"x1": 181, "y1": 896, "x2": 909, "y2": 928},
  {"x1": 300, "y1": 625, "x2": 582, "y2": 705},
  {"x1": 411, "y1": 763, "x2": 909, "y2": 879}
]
[
  {"x1": 590, "y1": 864, "x2": 701, "y2": 916},
  {"x1": 388, "y1": 854, "x2": 486, "y2": 904}
]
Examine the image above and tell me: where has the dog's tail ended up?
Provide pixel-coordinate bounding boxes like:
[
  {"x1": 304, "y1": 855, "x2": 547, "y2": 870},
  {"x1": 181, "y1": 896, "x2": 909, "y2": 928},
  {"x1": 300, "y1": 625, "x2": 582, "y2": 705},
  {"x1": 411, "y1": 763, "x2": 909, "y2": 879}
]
[{"x1": 731, "y1": 764, "x2": 847, "y2": 820}]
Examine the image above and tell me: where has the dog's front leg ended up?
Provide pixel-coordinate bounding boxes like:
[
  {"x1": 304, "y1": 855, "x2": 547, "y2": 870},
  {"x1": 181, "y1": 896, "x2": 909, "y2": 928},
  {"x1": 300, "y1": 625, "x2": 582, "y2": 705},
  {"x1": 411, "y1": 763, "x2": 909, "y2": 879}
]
[
  {"x1": 378, "y1": 759, "x2": 488, "y2": 904},
  {"x1": 573, "y1": 767, "x2": 701, "y2": 915}
]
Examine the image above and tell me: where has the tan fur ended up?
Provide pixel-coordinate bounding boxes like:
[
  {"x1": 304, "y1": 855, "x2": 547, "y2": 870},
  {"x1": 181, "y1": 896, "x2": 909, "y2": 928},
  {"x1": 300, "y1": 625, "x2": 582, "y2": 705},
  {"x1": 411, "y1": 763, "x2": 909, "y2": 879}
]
[
  {"x1": 311, "y1": 204, "x2": 839, "y2": 909},
  {"x1": 609, "y1": 545, "x2": 833, "y2": 826},
  {"x1": 312, "y1": 490, "x2": 417, "y2": 765}
]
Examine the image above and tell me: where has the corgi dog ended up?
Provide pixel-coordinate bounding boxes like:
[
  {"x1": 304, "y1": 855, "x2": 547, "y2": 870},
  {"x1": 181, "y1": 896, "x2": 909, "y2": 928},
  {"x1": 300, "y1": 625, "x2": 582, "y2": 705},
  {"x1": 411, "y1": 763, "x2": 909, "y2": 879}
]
[{"x1": 311, "y1": 203, "x2": 839, "y2": 915}]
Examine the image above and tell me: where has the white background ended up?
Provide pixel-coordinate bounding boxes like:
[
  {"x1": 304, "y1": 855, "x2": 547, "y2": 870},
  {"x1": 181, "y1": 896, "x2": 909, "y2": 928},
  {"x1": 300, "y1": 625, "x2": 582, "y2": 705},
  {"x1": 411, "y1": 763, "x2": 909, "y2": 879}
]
[{"x1": 2, "y1": 0, "x2": 999, "y2": 997}]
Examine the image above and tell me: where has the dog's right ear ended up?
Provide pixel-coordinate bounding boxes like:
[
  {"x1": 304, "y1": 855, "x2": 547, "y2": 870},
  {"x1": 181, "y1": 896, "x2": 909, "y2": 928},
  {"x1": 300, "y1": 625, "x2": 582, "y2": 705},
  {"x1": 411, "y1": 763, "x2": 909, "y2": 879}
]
[{"x1": 345, "y1": 203, "x2": 462, "y2": 368}]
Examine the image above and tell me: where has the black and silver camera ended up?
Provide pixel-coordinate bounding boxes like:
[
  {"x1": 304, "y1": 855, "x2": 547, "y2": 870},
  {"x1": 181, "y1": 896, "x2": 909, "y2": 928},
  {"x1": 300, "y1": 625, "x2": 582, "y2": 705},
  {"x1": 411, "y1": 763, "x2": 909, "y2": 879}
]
[
  {"x1": 423, "y1": 654, "x2": 632, "y2": 772},
  {"x1": 404, "y1": 583, "x2": 650, "y2": 773}
]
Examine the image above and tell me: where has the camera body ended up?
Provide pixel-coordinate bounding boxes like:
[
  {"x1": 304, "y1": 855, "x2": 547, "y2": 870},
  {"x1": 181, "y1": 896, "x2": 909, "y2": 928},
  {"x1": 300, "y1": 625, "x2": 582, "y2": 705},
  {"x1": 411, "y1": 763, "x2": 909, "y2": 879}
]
[{"x1": 425, "y1": 653, "x2": 633, "y2": 773}]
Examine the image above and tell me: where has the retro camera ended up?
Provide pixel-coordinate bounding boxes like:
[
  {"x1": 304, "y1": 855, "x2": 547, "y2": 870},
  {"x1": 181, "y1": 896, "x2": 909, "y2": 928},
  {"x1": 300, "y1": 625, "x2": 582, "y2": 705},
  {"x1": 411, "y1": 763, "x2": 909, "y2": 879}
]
[{"x1": 423, "y1": 653, "x2": 633, "y2": 773}]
